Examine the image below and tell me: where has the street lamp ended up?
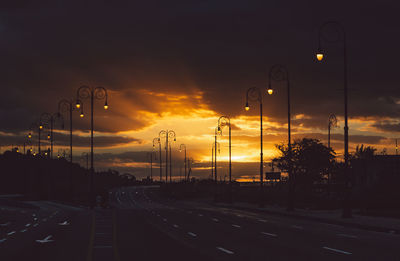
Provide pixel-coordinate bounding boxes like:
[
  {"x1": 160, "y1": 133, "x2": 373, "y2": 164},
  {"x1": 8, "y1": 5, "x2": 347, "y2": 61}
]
[
  {"x1": 179, "y1": 144, "x2": 187, "y2": 181},
  {"x1": 147, "y1": 151, "x2": 155, "y2": 180},
  {"x1": 40, "y1": 112, "x2": 64, "y2": 158},
  {"x1": 316, "y1": 21, "x2": 351, "y2": 218},
  {"x1": 153, "y1": 137, "x2": 162, "y2": 182},
  {"x1": 217, "y1": 116, "x2": 232, "y2": 203},
  {"x1": 159, "y1": 130, "x2": 176, "y2": 183},
  {"x1": 59, "y1": 99, "x2": 81, "y2": 163},
  {"x1": 214, "y1": 127, "x2": 221, "y2": 201},
  {"x1": 76, "y1": 85, "x2": 109, "y2": 208},
  {"x1": 268, "y1": 64, "x2": 293, "y2": 211},
  {"x1": 245, "y1": 87, "x2": 264, "y2": 207},
  {"x1": 328, "y1": 114, "x2": 338, "y2": 149}
]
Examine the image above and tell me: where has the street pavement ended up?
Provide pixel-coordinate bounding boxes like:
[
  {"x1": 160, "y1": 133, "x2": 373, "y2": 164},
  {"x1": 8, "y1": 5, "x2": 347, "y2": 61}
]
[{"x1": 1, "y1": 186, "x2": 399, "y2": 260}]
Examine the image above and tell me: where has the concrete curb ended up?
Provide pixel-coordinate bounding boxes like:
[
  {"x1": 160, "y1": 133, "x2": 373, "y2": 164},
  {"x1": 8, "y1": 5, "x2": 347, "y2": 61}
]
[{"x1": 213, "y1": 203, "x2": 400, "y2": 235}]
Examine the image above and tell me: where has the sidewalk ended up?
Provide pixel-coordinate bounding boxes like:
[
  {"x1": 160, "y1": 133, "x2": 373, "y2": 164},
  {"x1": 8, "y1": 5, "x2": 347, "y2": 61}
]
[{"x1": 212, "y1": 201, "x2": 400, "y2": 235}]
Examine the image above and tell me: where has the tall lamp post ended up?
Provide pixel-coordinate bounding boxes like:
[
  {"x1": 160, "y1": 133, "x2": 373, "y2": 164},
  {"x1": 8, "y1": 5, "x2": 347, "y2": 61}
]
[
  {"x1": 40, "y1": 112, "x2": 64, "y2": 158},
  {"x1": 179, "y1": 144, "x2": 187, "y2": 181},
  {"x1": 58, "y1": 99, "x2": 80, "y2": 163},
  {"x1": 267, "y1": 64, "x2": 293, "y2": 210},
  {"x1": 153, "y1": 137, "x2": 162, "y2": 182},
  {"x1": 316, "y1": 21, "x2": 351, "y2": 218},
  {"x1": 211, "y1": 143, "x2": 214, "y2": 180},
  {"x1": 328, "y1": 114, "x2": 338, "y2": 149},
  {"x1": 147, "y1": 151, "x2": 154, "y2": 179},
  {"x1": 76, "y1": 85, "x2": 108, "y2": 208},
  {"x1": 159, "y1": 130, "x2": 176, "y2": 183},
  {"x1": 217, "y1": 116, "x2": 232, "y2": 203},
  {"x1": 245, "y1": 87, "x2": 269, "y2": 207},
  {"x1": 214, "y1": 127, "x2": 220, "y2": 201}
]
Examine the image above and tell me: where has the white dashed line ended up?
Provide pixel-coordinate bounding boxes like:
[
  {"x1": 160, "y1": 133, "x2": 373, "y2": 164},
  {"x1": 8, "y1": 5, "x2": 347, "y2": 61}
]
[
  {"x1": 0, "y1": 222, "x2": 10, "y2": 226},
  {"x1": 323, "y1": 247, "x2": 352, "y2": 255},
  {"x1": 33, "y1": 224, "x2": 38, "y2": 227},
  {"x1": 173, "y1": 224, "x2": 179, "y2": 228},
  {"x1": 163, "y1": 218, "x2": 167, "y2": 222},
  {"x1": 258, "y1": 219, "x2": 267, "y2": 223},
  {"x1": 217, "y1": 247, "x2": 234, "y2": 255},
  {"x1": 198, "y1": 214, "x2": 203, "y2": 217},
  {"x1": 337, "y1": 234, "x2": 358, "y2": 239},
  {"x1": 232, "y1": 224, "x2": 241, "y2": 228},
  {"x1": 212, "y1": 218, "x2": 219, "y2": 222},
  {"x1": 261, "y1": 232, "x2": 277, "y2": 237},
  {"x1": 20, "y1": 229, "x2": 27, "y2": 233},
  {"x1": 0, "y1": 238, "x2": 6, "y2": 243},
  {"x1": 187, "y1": 232, "x2": 197, "y2": 237},
  {"x1": 25, "y1": 223, "x2": 31, "y2": 227},
  {"x1": 7, "y1": 231, "x2": 16, "y2": 236}
]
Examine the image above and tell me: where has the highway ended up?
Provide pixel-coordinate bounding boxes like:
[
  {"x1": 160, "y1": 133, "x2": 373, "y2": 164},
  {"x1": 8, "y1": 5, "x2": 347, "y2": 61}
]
[{"x1": 1, "y1": 186, "x2": 399, "y2": 260}]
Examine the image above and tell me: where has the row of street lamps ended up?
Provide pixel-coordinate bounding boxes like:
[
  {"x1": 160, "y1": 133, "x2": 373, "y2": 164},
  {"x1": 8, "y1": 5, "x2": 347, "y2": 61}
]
[{"x1": 26, "y1": 85, "x2": 109, "y2": 208}]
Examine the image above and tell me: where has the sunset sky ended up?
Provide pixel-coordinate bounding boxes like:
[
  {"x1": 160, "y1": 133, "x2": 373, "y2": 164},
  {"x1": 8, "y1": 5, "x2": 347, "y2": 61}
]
[{"x1": 0, "y1": 0, "x2": 399, "y2": 180}]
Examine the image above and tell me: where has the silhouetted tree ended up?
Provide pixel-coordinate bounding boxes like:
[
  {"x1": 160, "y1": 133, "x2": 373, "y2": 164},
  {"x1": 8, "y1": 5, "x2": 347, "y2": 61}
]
[
  {"x1": 352, "y1": 144, "x2": 376, "y2": 160},
  {"x1": 274, "y1": 138, "x2": 336, "y2": 198}
]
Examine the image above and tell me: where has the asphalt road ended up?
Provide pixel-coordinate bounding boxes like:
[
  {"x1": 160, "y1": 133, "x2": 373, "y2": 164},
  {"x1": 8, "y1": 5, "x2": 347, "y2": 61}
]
[{"x1": 1, "y1": 186, "x2": 399, "y2": 260}]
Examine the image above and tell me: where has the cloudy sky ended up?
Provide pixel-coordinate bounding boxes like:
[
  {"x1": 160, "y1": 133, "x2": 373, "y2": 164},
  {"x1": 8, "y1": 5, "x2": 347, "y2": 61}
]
[{"x1": 0, "y1": 0, "x2": 399, "y2": 180}]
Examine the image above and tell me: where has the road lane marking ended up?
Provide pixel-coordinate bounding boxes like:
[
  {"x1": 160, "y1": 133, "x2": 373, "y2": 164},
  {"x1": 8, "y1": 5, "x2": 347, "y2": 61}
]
[
  {"x1": 217, "y1": 247, "x2": 234, "y2": 255},
  {"x1": 173, "y1": 224, "x2": 179, "y2": 228},
  {"x1": 232, "y1": 224, "x2": 241, "y2": 228},
  {"x1": 0, "y1": 238, "x2": 6, "y2": 243},
  {"x1": 337, "y1": 234, "x2": 358, "y2": 239},
  {"x1": 323, "y1": 247, "x2": 352, "y2": 255},
  {"x1": 25, "y1": 223, "x2": 31, "y2": 227},
  {"x1": 291, "y1": 225, "x2": 303, "y2": 229},
  {"x1": 236, "y1": 214, "x2": 243, "y2": 217},
  {"x1": 20, "y1": 229, "x2": 28, "y2": 233},
  {"x1": 258, "y1": 219, "x2": 267, "y2": 223},
  {"x1": 33, "y1": 224, "x2": 38, "y2": 227},
  {"x1": 7, "y1": 231, "x2": 16, "y2": 236},
  {"x1": 187, "y1": 232, "x2": 197, "y2": 237},
  {"x1": 36, "y1": 235, "x2": 53, "y2": 243},
  {"x1": 198, "y1": 214, "x2": 203, "y2": 217},
  {"x1": 163, "y1": 218, "x2": 167, "y2": 222},
  {"x1": 261, "y1": 232, "x2": 277, "y2": 237},
  {"x1": 0, "y1": 222, "x2": 10, "y2": 226},
  {"x1": 212, "y1": 218, "x2": 219, "y2": 222}
]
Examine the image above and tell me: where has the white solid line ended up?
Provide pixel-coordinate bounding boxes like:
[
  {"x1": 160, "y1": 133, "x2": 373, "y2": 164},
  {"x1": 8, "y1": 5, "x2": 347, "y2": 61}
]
[
  {"x1": 337, "y1": 234, "x2": 358, "y2": 239},
  {"x1": 261, "y1": 232, "x2": 277, "y2": 237},
  {"x1": 7, "y1": 231, "x2": 16, "y2": 236},
  {"x1": 212, "y1": 218, "x2": 219, "y2": 222},
  {"x1": 232, "y1": 224, "x2": 241, "y2": 228},
  {"x1": 173, "y1": 224, "x2": 179, "y2": 228},
  {"x1": 323, "y1": 247, "x2": 352, "y2": 255},
  {"x1": 217, "y1": 247, "x2": 234, "y2": 255},
  {"x1": 291, "y1": 225, "x2": 303, "y2": 229},
  {"x1": 187, "y1": 232, "x2": 197, "y2": 237},
  {"x1": 258, "y1": 219, "x2": 267, "y2": 223}
]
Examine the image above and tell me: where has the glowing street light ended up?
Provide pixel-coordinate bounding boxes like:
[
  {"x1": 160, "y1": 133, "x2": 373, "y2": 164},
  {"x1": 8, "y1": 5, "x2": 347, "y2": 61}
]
[
  {"x1": 218, "y1": 115, "x2": 232, "y2": 203},
  {"x1": 76, "y1": 85, "x2": 109, "y2": 208},
  {"x1": 245, "y1": 87, "x2": 264, "y2": 206},
  {"x1": 153, "y1": 137, "x2": 162, "y2": 182},
  {"x1": 316, "y1": 21, "x2": 351, "y2": 218}
]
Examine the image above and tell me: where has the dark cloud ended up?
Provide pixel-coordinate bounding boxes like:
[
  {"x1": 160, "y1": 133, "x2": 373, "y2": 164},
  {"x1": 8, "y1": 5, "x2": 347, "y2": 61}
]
[{"x1": 371, "y1": 121, "x2": 400, "y2": 133}]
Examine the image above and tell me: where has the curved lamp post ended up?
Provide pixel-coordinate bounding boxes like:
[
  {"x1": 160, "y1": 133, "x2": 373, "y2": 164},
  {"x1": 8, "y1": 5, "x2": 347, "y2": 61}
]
[
  {"x1": 267, "y1": 64, "x2": 293, "y2": 210},
  {"x1": 328, "y1": 114, "x2": 338, "y2": 149},
  {"x1": 179, "y1": 144, "x2": 187, "y2": 181},
  {"x1": 58, "y1": 99, "x2": 80, "y2": 163},
  {"x1": 245, "y1": 87, "x2": 266, "y2": 207},
  {"x1": 316, "y1": 21, "x2": 351, "y2": 218},
  {"x1": 159, "y1": 130, "x2": 176, "y2": 183},
  {"x1": 153, "y1": 137, "x2": 162, "y2": 182},
  {"x1": 217, "y1": 116, "x2": 232, "y2": 202},
  {"x1": 40, "y1": 112, "x2": 64, "y2": 158},
  {"x1": 76, "y1": 85, "x2": 108, "y2": 208}
]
